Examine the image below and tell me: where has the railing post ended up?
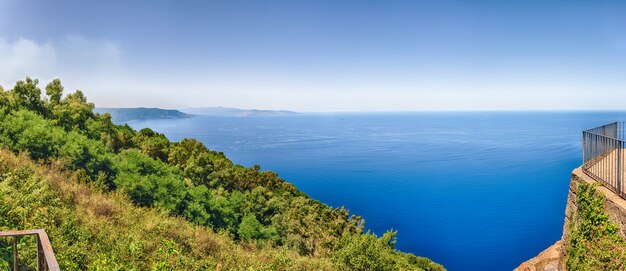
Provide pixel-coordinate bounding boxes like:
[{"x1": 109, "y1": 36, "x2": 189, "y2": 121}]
[
  {"x1": 0, "y1": 230, "x2": 59, "y2": 271},
  {"x1": 37, "y1": 235, "x2": 45, "y2": 271},
  {"x1": 619, "y1": 143, "x2": 622, "y2": 195},
  {"x1": 13, "y1": 236, "x2": 18, "y2": 271},
  {"x1": 582, "y1": 132, "x2": 586, "y2": 165}
]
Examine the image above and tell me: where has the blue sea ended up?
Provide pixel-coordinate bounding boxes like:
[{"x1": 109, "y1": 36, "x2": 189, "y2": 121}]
[{"x1": 129, "y1": 112, "x2": 626, "y2": 271}]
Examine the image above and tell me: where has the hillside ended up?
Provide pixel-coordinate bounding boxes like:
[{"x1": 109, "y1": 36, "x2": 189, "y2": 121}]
[
  {"x1": 0, "y1": 149, "x2": 337, "y2": 270},
  {"x1": 94, "y1": 107, "x2": 193, "y2": 122},
  {"x1": 181, "y1": 107, "x2": 298, "y2": 117},
  {"x1": 0, "y1": 77, "x2": 444, "y2": 270}
]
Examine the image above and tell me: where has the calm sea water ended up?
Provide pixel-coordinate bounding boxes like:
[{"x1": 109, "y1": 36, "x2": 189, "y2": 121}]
[{"x1": 129, "y1": 112, "x2": 626, "y2": 271}]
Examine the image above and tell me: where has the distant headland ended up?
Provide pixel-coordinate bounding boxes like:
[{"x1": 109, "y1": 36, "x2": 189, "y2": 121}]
[
  {"x1": 95, "y1": 107, "x2": 299, "y2": 123},
  {"x1": 94, "y1": 107, "x2": 194, "y2": 122},
  {"x1": 180, "y1": 107, "x2": 299, "y2": 117}
]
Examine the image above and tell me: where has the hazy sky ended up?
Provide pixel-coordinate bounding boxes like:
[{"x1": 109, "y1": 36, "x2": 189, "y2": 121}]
[{"x1": 1, "y1": 0, "x2": 625, "y2": 111}]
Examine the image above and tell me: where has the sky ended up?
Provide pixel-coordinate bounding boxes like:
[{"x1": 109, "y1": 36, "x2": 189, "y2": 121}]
[{"x1": 1, "y1": 0, "x2": 625, "y2": 112}]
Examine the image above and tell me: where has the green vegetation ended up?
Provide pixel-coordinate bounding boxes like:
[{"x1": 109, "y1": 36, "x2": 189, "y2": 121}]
[
  {"x1": 565, "y1": 182, "x2": 626, "y2": 270},
  {"x1": 0, "y1": 77, "x2": 444, "y2": 270},
  {"x1": 0, "y1": 149, "x2": 336, "y2": 270}
]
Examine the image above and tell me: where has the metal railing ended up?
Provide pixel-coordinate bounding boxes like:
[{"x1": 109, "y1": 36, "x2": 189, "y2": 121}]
[
  {"x1": 0, "y1": 229, "x2": 60, "y2": 271},
  {"x1": 582, "y1": 122, "x2": 626, "y2": 199}
]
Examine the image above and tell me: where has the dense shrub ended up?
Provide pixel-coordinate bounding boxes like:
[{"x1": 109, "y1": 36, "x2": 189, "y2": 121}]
[{"x1": 565, "y1": 182, "x2": 626, "y2": 270}]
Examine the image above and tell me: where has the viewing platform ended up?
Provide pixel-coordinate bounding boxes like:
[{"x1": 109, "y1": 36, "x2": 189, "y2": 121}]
[{"x1": 582, "y1": 122, "x2": 626, "y2": 199}]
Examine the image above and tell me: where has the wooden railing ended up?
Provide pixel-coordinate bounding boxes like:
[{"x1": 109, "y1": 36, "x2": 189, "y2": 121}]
[{"x1": 0, "y1": 229, "x2": 60, "y2": 271}]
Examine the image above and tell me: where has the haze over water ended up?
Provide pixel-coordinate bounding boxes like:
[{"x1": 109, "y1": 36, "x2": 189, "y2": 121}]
[{"x1": 130, "y1": 112, "x2": 626, "y2": 270}]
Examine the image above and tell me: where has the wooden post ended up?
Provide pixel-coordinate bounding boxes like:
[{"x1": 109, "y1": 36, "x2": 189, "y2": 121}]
[
  {"x1": 37, "y1": 235, "x2": 46, "y2": 271},
  {"x1": 13, "y1": 236, "x2": 18, "y2": 271}
]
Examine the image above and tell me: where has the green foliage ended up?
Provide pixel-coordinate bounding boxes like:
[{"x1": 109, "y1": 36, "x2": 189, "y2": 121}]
[
  {"x1": 52, "y1": 90, "x2": 96, "y2": 131},
  {"x1": 0, "y1": 110, "x2": 113, "y2": 183},
  {"x1": 0, "y1": 150, "x2": 337, "y2": 270},
  {"x1": 238, "y1": 214, "x2": 278, "y2": 242},
  {"x1": 0, "y1": 86, "x2": 8, "y2": 113},
  {"x1": 87, "y1": 254, "x2": 123, "y2": 271},
  {"x1": 168, "y1": 138, "x2": 225, "y2": 186},
  {"x1": 9, "y1": 77, "x2": 46, "y2": 114},
  {"x1": 238, "y1": 214, "x2": 263, "y2": 241},
  {"x1": 0, "y1": 77, "x2": 444, "y2": 270},
  {"x1": 100, "y1": 121, "x2": 135, "y2": 153},
  {"x1": 565, "y1": 182, "x2": 626, "y2": 270},
  {"x1": 45, "y1": 79, "x2": 63, "y2": 106},
  {"x1": 112, "y1": 150, "x2": 185, "y2": 210},
  {"x1": 331, "y1": 230, "x2": 444, "y2": 271},
  {"x1": 132, "y1": 128, "x2": 170, "y2": 162},
  {"x1": 333, "y1": 230, "x2": 396, "y2": 270},
  {"x1": 1, "y1": 110, "x2": 61, "y2": 160},
  {"x1": 59, "y1": 131, "x2": 113, "y2": 181}
]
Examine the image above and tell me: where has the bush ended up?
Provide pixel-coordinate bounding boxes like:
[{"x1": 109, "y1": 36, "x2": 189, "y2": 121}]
[
  {"x1": 565, "y1": 182, "x2": 626, "y2": 270},
  {"x1": 332, "y1": 230, "x2": 397, "y2": 270},
  {"x1": 112, "y1": 150, "x2": 186, "y2": 210}
]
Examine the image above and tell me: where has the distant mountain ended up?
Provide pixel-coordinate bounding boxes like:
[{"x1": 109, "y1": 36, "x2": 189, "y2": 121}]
[
  {"x1": 94, "y1": 107, "x2": 194, "y2": 122},
  {"x1": 181, "y1": 107, "x2": 298, "y2": 117}
]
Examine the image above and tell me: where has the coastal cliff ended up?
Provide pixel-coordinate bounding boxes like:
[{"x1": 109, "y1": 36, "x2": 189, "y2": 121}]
[{"x1": 515, "y1": 168, "x2": 626, "y2": 271}]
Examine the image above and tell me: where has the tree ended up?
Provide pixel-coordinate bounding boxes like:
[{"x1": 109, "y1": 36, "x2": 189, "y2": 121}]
[
  {"x1": 45, "y1": 78, "x2": 64, "y2": 106},
  {"x1": 58, "y1": 131, "x2": 113, "y2": 183},
  {"x1": 132, "y1": 128, "x2": 170, "y2": 162},
  {"x1": 53, "y1": 90, "x2": 96, "y2": 131},
  {"x1": 238, "y1": 214, "x2": 263, "y2": 241},
  {"x1": 237, "y1": 213, "x2": 278, "y2": 242},
  {"x1": 2, "y1": 110, "x2": 62, "y2": 160},
  {"x1": 99, "y1": 122, "x2": 136, "y2": 153},
  {"x1": 168, "y1": 138, "x2": 210, "y2": 166},
  {"x1": 332, "y1": 230, "x2": 397, "y2": 270},
  {"x1": 168, "y1": 138, "x2": 229, "y2": 186},
  {"x1": 112, "y1": 150, "x2": 185, "y2": 210},
  {"x1": 10, "y1": 77, "x2": 46, "y2": 114},
  {"x1": 0, "y1": 86, "x2": 9, "y2": 111}
]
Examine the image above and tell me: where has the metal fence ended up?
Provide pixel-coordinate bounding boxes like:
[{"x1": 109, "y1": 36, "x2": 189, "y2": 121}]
[
  {"x1": 0, "y1": 229, "x2": 60, "y2": 271},
  {"x1": 582, "y1": 122, "x2": 626, "y2": 199}
]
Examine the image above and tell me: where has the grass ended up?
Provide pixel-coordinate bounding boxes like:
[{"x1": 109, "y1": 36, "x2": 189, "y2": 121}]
[{"x1": 0, "y1": 149, "x2": 335, "y2": 270}]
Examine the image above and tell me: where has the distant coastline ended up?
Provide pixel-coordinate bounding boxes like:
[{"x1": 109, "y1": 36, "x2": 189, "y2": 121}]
[
  {"x1": 94, "y1": 107, "x2": 194, "y2": 122},
  {"x1": 181, "y1": 107, "x2": 298, "y2": 117},
  {"x1": 95, "y1": 106, "x2": 299, "y2": 123}
]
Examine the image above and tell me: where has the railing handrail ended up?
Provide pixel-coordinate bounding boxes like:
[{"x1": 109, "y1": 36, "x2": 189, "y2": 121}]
[
  {"x1": 582, "y1": 130, "x2": 623, "y2": 141},
  {"x1": 0, "y1": 229, "x2": 60, "y2": 271}
]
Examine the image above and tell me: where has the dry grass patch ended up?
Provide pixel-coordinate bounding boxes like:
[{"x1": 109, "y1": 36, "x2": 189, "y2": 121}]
[{"x1": 0, "y1": 149, "x2": 336, "y2": 270}]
